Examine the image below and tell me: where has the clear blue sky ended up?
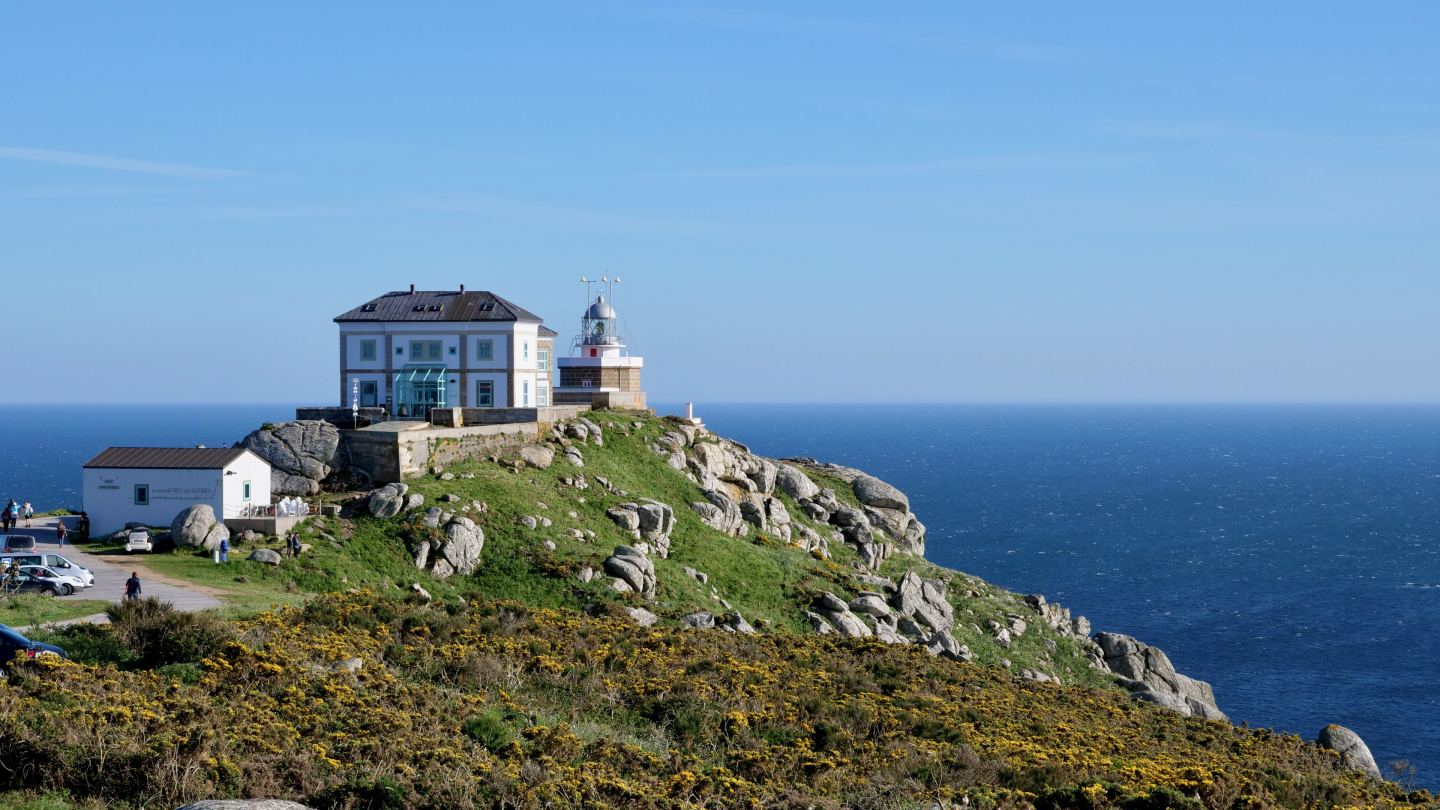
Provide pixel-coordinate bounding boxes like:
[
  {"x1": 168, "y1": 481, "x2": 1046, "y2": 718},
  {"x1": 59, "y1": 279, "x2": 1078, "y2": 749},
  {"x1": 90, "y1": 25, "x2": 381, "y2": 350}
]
[{"x1": 4, "y1": 3, "x2": 1438, "y2": 404}]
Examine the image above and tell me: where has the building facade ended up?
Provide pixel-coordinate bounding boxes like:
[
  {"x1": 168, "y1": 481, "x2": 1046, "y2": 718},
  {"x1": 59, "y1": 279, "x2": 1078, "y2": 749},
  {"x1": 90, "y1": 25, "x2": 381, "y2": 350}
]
[
  {"x1": 334, "y1": 286, "x2": 556, "y2": 419},
  {"x1": 82, "y1": 447, "x2": 272, "y2": 535},
  {"x1": 553, "y1": 285, "x2": 646, "y2": 410}
]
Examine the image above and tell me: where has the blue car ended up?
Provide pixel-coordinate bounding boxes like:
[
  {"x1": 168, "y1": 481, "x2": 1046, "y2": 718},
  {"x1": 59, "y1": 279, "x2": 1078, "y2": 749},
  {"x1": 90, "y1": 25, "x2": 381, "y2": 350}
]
[{"x1": 0, "y1": 623, "x2": 67, "y2": 664}]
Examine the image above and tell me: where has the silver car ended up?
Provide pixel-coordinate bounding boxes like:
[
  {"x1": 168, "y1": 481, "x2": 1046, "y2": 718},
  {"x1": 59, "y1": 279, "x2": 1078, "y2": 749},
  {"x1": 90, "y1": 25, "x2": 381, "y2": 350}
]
[{"x1": 18, "y1": 566, "x2": 81, "y2": 597}]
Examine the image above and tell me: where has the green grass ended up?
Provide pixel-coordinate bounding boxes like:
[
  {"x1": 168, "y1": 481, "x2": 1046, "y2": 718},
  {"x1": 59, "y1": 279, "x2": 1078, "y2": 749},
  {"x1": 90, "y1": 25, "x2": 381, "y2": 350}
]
[
  {"x1": 57, "y1": 411, "x2": 1124, "y2": 693},
  {"x1": 0, "y1": 595, "x2": 111, "y2": 629}
]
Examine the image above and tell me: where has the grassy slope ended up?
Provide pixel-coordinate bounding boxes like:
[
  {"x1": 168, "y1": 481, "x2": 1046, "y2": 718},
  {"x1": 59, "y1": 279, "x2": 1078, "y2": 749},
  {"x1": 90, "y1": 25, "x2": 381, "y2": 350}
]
[{"x1": 67, "y1": 413, "x2": 1113, "y2": 686}]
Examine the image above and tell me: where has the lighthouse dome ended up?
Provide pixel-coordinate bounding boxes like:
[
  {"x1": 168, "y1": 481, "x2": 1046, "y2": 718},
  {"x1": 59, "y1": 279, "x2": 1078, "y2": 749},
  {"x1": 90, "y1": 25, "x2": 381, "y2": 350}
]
[{"x1": 587, "y1": 295, "x2": 616, "y2": 320}]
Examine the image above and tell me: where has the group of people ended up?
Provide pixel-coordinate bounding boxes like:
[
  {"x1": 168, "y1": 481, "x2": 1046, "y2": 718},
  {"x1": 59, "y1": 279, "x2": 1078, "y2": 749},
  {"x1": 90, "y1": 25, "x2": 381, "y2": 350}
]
[
  {"x1": 282, "y1": 531, "x2": 305, "y2": 558},
  {"x1": 1, "y1": 499, "x2": 33, "y2": 532}
]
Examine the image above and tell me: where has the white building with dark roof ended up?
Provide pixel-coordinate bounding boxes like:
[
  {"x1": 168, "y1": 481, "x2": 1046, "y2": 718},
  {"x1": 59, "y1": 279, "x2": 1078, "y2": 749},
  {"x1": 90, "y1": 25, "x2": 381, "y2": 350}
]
[
  {"x1": 334, "y1": 285, "x2": 558, "y2": 419},
  {"x1": 82, "y1": 447, "x2": 272, "y2": 535}
]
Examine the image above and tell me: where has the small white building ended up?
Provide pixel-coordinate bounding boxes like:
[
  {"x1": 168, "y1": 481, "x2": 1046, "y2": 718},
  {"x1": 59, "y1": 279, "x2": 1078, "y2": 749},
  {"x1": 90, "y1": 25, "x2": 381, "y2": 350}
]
[{"x1": 82, "y1": 447, "x2": 272, "y2": 535}]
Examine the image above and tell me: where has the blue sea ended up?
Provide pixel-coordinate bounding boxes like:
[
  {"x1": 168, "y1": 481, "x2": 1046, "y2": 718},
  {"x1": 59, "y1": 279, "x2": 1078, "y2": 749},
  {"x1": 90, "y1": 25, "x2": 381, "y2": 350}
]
[{"x1": 2, "y1": 403, "x2": 1437, "y2": 787}]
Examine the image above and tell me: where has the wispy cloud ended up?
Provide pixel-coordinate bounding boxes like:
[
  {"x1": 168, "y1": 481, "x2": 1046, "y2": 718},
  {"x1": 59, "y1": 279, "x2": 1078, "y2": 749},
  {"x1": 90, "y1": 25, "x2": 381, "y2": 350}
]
[
  {"x1": 0, "y1": 146, "x2": 246, "y2": 179},
  {"x1": 408, "y1": 194, "x2": 743, "y2": 236},
  {"x1": 611, "y1": 4, "x2": 1089, "y2": 63},
  {"x1": 657, "y1": 153, "x2": 1147, "y2": 180}
]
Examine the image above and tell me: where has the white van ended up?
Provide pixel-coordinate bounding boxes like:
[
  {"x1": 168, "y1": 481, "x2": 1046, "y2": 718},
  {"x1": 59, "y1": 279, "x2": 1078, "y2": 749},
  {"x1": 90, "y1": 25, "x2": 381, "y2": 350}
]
[{"x1": 2, "y1": 552, "x2": 95, "y2": 589}]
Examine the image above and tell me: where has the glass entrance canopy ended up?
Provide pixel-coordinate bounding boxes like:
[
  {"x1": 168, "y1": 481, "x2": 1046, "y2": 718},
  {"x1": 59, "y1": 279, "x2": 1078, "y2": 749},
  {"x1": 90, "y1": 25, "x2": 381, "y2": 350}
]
[{"x1": 393, "y1": 364, "x2": 447, "y2": 419}]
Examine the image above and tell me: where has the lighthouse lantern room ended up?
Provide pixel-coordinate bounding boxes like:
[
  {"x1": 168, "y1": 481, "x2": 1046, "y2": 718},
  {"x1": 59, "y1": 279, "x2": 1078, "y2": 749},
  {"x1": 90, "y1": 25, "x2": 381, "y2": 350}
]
[{"x1": 552, "y1": 277, "x2": 647, "y2": 410}]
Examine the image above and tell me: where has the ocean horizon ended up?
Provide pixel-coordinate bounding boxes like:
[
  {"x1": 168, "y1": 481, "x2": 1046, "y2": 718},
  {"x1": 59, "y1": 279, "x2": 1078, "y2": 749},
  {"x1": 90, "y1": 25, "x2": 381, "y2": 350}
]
[{"x1": 1, "y1": 402, "x2": 1436, "y2": 787}]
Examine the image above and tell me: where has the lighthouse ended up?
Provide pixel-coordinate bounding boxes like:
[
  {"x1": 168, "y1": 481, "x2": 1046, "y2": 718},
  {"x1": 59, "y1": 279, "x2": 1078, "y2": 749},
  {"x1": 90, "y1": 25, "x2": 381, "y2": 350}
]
[{"x1": 552, "y1": 277, "x2": 647, "y2": 410}]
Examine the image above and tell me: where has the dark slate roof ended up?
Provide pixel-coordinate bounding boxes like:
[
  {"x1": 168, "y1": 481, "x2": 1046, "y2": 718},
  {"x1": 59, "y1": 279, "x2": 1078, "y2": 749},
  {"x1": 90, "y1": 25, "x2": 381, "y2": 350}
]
[
  {"x1": 334, "y1": 290, "x2": 545, "y2": 324},
  {"x1": 539, "y1": 326, "x2": 558, "y2": 337},
  {"x1": 84, "y1": 447, "x2": 258, "y2": 470}
]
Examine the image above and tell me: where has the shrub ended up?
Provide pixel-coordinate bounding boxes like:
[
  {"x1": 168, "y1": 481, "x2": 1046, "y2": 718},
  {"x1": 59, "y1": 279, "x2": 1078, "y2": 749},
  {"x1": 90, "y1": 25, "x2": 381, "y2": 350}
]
[
  {"x1": 102, "y1": 598, "x2": 232, "y2": 668},
  {"x1": 34, "y1": 623, "x2": 132, "y2": 667},
  {"x1": 460, "y1": 710, "x2": 513, "y2": 751}
]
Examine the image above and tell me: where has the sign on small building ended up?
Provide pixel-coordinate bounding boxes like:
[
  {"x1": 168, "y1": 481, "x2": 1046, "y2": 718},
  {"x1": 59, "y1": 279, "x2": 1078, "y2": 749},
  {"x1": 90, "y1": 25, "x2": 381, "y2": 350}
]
[{"x1": 82, "y1": 447, "x2": 272, "y2": 535}]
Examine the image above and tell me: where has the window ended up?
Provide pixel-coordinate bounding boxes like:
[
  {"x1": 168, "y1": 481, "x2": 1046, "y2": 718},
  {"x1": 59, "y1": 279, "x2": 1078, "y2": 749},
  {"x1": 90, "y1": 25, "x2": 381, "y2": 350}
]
[
  {"x1": 360, "y1": 381, "x2": 378, "y2": 407},
  {"x1": 360, "y1": 340, "x2": 376, "y2": 361},
  {"x1": 523, "y1": 342, "x2": 529, "y2": 360},
  {"x1": 134, "y1": 484, "x2": 149, "y2": 506},
  {"x1": 537, "y1": 349, "x2": 549, "y2": 371},
  {"x1": 427, "y1": 341, "x2": 442, "y2": 360},
  {"x1": 243, "y1": 481, "x2": 252, "y2": 501},
  {"x1": 523, "y1": 381, "x2": 529, "y2": 406},
  {"x1": 476, "y1": 339, "x2": 493, "y2": 360},
  {"x1": 589, "y1": 348, "x2": 597, "y2": 357},
  {"x1": 396, "y1": 346, "x2": 404, "y2": 356},
  {"x1": 410, "y1": 341, "x2": 423, "y2": 360},
  {"x1": 537, "y1": 386, "x2": 548, "y2": 406},
  {"x1": 448, "y1": 345, "x2": 457, "y2": 355},
  {"x1": 476, "y1": 380, "x2": 494, "y2": 407}
]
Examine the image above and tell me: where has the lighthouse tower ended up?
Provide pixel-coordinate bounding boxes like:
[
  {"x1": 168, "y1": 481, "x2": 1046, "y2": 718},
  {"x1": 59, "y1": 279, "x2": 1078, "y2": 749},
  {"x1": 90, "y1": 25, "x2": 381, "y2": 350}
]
[{"x1": 552, "y1": 277, "x2": 647, "y2": 410}]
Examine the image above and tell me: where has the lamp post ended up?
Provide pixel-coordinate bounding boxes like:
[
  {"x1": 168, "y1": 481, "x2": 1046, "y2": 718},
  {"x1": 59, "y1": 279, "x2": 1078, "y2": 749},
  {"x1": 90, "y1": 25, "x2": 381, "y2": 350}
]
[{"x1": 351, "y1": 377, "x2": 360, "y2": 426}]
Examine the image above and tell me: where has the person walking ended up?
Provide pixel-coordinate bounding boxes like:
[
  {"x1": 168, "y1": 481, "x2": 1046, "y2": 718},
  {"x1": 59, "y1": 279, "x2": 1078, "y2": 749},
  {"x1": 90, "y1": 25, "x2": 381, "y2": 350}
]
[
  {"x1": 124, "y1": 572, "x2": 142, "y2": 601},
  {"x1": 288, "y1": 532, "x2": 300, "y2": 558},
  {"x1": 218, "y1": 535, "x2": 229, "y2": 562},
  {"x1": 22, "y1": 502, "x2": 32, "y2": 528},
  {"x1": 1, "y1": 500, "x2": 12, "y2": 532},
  {"x1": 55, "y1": 521, "x2": 67, "y2": 545}
]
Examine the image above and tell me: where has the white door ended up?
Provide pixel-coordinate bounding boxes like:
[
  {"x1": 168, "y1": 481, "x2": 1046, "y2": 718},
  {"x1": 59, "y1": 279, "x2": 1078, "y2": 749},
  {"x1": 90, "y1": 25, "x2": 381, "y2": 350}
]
[{"x1": 446, "y1": 375, "x2": 460, "y2": 408}]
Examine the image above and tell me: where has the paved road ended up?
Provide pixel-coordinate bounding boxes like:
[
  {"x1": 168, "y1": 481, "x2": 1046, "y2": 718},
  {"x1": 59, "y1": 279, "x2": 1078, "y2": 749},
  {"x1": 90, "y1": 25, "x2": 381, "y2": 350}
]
[{"x1": 9, "y1": 516, "x2": 221, "y2": 629}]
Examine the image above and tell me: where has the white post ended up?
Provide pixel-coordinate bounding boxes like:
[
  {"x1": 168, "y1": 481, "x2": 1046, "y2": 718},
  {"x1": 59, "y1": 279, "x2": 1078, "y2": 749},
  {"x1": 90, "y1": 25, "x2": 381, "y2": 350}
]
[
  {"x1": 213, "y1": 548, "x2": 220, "y2": 564},
  {"x1": 685, "y1": 402, "x2": 693, "y2": 419}
]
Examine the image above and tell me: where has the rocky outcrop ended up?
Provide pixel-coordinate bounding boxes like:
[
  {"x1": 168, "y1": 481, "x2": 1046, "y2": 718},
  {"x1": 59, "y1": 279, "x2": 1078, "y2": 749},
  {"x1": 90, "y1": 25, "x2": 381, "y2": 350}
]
[
  {"x1": 1318, "y1": 725, "x2": 1383, "y2": 780},
  {"x1": 368, "y1": 483, "x2": 409, "y2": 518},
  {"x1": 604, "y1": 545, "x2": 657, "y2": 599},
  {"x1": 690, "y1": 489, "x2": 747, "y2": 536},
  {"x1": 411, "y1": 516, "x2": 484, "y2": 581},
  {"x1": 890, "y1": 571, "x2": 954, "y2": 636},
  {"x1": 1094, "y1": 633, "x2": 1227, "y2": 722},
  {"x1": 171, "y1": 504, "x2": 229, "y2": 551},
  {"x1": 607, "y1": 500, "x2": 676, "y2": 557},
  {"x1": 813, "y1": 592, "x2": 874, "y2": 638},
  {"x1": 853, "y1": 475, "x2": 909, "y2": 512},
  {"x1": 241, "y1": 420, "x2": 344, "y2": 497},
  {"x1": 775, "y1": 464, "x2": 819, "y2": 500}
]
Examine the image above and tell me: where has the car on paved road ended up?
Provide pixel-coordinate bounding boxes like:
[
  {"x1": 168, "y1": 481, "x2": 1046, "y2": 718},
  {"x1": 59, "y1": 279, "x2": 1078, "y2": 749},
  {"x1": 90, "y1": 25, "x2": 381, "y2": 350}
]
[
  {"x1": 0, "y1": 623, "x2": 66, "y2": 664},
  {"x1": 4, "y1": 553, "x2": 94, "y2": 589},
  {"x1": 1, "y1": 535, "x2": 38, "y2": 554},
  {"x1": 18, "y1": 565, "x2": 83, "y2": 596},
  {"x1": 124, "y1": 529, "x2": 153, "y2": 553}
]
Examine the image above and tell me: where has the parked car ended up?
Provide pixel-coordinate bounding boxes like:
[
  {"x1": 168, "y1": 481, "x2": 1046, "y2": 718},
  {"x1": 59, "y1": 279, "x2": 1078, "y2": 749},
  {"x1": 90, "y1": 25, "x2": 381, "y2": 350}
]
[
  {"x1": 18, "y1": 566, "x2": 81, "y2": 597},
  {"x1": 5, "y1": 553, "x2": 94, "y2": 589},
  {"x1": 1, "y1": 535, "x2": 37, "y2": 554},
  {"x1": 0, "y1": 568, "x2": 62, "y2": 597},
  {"x1": 0, "y1": 623, "x2": 66, "y2": 664},
  {"x1": 124, "y1": 529, "x2": 153, "y2": 554}
]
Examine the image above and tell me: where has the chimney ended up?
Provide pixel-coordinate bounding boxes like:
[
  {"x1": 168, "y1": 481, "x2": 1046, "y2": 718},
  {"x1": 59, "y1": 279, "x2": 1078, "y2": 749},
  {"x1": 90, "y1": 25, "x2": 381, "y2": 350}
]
[
  {"x1": 409, "y1": 284, "x2": 415, "y2": 294},
  {"x1": 460, "y1": 284, "x2": 465, "y2": 292}
]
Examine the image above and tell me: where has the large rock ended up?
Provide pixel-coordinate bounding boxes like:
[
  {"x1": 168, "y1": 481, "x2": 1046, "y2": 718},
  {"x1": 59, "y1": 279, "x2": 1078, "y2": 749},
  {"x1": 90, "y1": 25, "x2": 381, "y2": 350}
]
[
  {"x1": 852, "y1": 475, "x2": 909, "y2": 512},
  {"x1": 241, "y1": 420, "x2": 343, "y2": 496},
  {"x1": 1318, "y1": 725, "x2": 1383, "y2": 780},
  {"x1": 775, "y1": 465, "x2": 819, "y2": 500},
  {"x1": 519, "y1": 444, "x2": 555, "y2": 470},
  {"x1": 637, "y1": 500, "x2": 676, "y2": 556},
  {"x1": 690, "y1": 489, "x2": 746, "y2": 536},
  {"x1": 439, "y1": 517, "x2": 484, "y2": 576},
  {"x1": 249, "y1": 548, "x2": 283, "y2": 565},
  {"x1": 604, "y1": 545, "x2": 656, "y2": 599},
  {"x1": 171, "y1": 505, "x2": 229, "y2": 551},
  {"x1": 367, "y1": 483, "x2": 409, "y2": 518},
  {"x1": 1095, "y1": 632, "x2": 1227, "y2": 722},
  {"x1": 890, "y1": 571, "x2": 954, "y2": 635}
]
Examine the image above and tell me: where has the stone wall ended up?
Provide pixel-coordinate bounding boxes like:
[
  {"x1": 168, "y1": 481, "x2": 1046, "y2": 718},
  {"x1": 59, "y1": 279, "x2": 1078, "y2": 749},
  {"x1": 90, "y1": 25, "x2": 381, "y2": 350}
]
[
  {"x1": 340, "y1": 422, "x2": 542, "y2": 483},
  {"x1": 295, "y1": 407, "x2": 387, "y2": 429}
]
